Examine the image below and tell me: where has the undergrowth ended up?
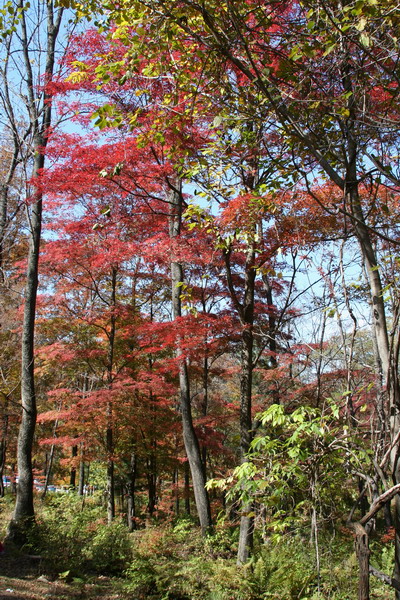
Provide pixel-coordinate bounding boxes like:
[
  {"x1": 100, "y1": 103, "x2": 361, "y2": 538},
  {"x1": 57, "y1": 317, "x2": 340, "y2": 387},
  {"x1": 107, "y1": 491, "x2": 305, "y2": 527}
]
[
  {"x1": 124, "y1": 518, "x2": 393, "y2": 600},
  {"x1": 27, "y1": 494, "x2": 132, "y2": 576},
  {"x1": 0, "y1": 494, "x2": 394, "y2": 599}
]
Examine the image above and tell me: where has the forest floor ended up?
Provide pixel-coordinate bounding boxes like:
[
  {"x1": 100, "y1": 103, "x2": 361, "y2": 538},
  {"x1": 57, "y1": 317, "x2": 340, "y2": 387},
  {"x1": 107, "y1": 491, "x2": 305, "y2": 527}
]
[{"x1": 0, "y1": 552, "x2": 126, "y2": 600}]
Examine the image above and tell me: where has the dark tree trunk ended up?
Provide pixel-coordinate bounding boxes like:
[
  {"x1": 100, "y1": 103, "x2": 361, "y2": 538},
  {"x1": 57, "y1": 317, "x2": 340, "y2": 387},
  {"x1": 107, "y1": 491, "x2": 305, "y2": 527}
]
[
  {"x1": 127, "y1": 452, "x2": 137, "y2": 531},
  {"x1": 146, "y1": 388, "x2": 158, "y2": 517},
  {"x1": 106, "y1": 267, "x2": 117, "y2": 524},
  {"x1": 106, "y1": 424, "x2": 115, "y2": 523},
  {"x1": 146, "y1": 454, "x2": 157, "y2": 517},
  {"x1": 70, "y1": 445, "x2": 78, "y2": 489}
]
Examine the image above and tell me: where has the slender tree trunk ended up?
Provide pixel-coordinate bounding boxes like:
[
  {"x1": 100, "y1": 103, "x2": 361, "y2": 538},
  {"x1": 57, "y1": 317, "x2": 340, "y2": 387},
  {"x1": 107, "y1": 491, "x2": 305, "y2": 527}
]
[
  {"x1": 184, "y1": 460, "x2": 190, "y2": 515},
  {"x1": 201, "y1": 355, "x2": 209, "y2": 471},
  {"x1": 237, "y1": 326, "x2": 255, "y2": 564},
  {"x1": 127, "y1": 451, "x2": 137, "y2": 531},
  {"x1": 0, "y1": 440, "x2": 6, "y2": 498},
  {"x1": 42, "y1": 444, "x2": 55, "y2": 499},
  {"x1": 7, "y1": 0, "x2": 64, "y2": 545},
  {"x1": 0, "y1": 146, "x2": 20, "y2": 284},
  {"x1": 223, "y1": 237, "x2": 256, "y2": 564},
  {"x1": 70, "y1": 445, "x2": 78, "y2": 489},
  {"x1": 168, "y1": 181, "x2": 212, "y2": 534},
  {"x1": 146, "y1": 388, "x2": 158, "y2": 517},
  {"x1": 10, "y1": 187, "x2": 42, "y2": 540},
  {"x1": 106, "y1": 267, "x2": 117, "y2": 524},
  {"x1": 173, "y1": 467, "x2": 179, "y2": 516},
  {"x1": 146, "y1": 454, "x2": 157, "y2": 517},
  {"x1": 106, "y1": 422, "x2": 115, "y2": 523},
  {"x1": 0, "y1": 395, "x2": 9, "y2": 498},
  {"x1": 261, "y1": 270, "x2": 279, "y2": 405},
  {"x1": 42, "y1": 408, "x2": 60, "y2": 498},
  {"x1": 78, "y1": 451, "x2": 85, "y2": 496}
]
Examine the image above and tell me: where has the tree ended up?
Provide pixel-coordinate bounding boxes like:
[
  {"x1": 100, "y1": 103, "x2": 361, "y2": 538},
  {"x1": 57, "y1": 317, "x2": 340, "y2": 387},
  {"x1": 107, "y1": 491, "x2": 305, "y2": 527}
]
[
  {"x1": 75, "y1": 1, "x2": 400, "y2": 586},
  {"x1": 0, "y1": 0, "x2": 69, "y2": 544}
]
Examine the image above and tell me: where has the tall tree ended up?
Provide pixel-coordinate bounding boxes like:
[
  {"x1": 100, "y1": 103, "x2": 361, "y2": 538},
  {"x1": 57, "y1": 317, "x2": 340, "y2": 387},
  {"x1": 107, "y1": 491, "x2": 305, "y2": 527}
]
[{"x1": 1, "y1": 0, "x2": 67, "y2": 543}]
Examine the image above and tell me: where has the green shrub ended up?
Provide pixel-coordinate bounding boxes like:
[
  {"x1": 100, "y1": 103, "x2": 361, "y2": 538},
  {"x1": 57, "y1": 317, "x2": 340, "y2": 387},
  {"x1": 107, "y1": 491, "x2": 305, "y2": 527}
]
[
  {"x1": 0, "y1": 494, "x2": 15, "y2": 538},
  {"x1": 29, "y1": 494, "x2": 132, "y2": 576}
]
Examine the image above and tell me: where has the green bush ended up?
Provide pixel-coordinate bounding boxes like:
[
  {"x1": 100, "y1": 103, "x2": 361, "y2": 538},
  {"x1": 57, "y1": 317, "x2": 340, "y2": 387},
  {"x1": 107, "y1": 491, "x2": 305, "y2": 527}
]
[{"x1": 29, "y1": 494, "x2": 132, "y2": 576}]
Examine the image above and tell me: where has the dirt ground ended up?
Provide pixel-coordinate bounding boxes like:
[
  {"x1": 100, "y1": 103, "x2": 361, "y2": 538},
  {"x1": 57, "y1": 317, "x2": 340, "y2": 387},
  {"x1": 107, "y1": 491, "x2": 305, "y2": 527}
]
[{"x1": 0, "y1": 552, "x2": 126, "y2": 600}]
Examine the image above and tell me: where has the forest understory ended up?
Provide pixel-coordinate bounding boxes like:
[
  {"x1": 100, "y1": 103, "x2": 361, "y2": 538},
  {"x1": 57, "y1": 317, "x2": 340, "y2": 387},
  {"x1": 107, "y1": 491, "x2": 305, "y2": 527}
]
[{"x1": 0, "y1": 492, "x2": 396, "y2": 600}]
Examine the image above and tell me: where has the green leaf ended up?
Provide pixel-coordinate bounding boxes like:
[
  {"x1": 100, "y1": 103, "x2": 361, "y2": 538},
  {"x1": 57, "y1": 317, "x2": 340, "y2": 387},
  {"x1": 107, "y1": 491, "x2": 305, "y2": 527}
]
[
  {"x1": 355, "y1": 17, "x2": 367, "y2": 31},
  {"x1": 323, "y1": 42, "x2": 337, "y2": 56},
  {"x1": 360, "y1": 33, "x2": 371, "y2": 47},
  {"x1": 212, "y1": 115, "x2": 223, "y2": 128},
  {"x1": 59, "y1": 570, "x2": 70, "y2": 579}
]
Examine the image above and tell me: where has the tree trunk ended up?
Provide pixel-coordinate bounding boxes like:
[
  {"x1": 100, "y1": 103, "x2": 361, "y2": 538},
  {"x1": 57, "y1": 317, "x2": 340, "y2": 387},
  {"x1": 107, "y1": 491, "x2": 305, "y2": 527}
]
[
  {"x1": 0, "y1": 395, "x2": 9, "y2": 498},
  {"x1": 106, "y1": 423, "x2": 115, "y2": 523},
  {"x1": 7, "y1": 0, "x2": 64, "y2": 545},
  {"x1": 172, "y1": 468, "x2": 180, "y2": 515},
  {"x1": 0, "y1": 145, "x2": 20, "y2": 284},
  {"x1": 354, "y1": 523, "x2": 370, "y2": 600},
  {"x1": 237, "y1": 326, "x2": 255, "y2": 564},
  {"x1": 223, "y1": 236, "x2": 256, "y2": 564},
  {"x1": 168, "y1": 181, "x2": 212, "y2": 533},
  {"x1": 70, "y1": 445, "x2": 78, "y2": 489},
  {"x1": 0, "y1": 439, "x2": 6, "y2": 498},
  {"x1": 78, "y1": 453, "x2": 85, "y2": 496},
  {"x1": 146, "y1": 454, "x2": 157, "y2": 517},
  {"x1": 42, "y1": 443, "x2": 55, "y2": 499},
  {"x1": 341, "y1": 64, "x2": 400, "y2": 594},
  {"x1": 184, "y1": 460, "x2": 190, "y2": 515},
  {"x1": 106, "y1": 267, "x2": 117, "y2": 524},
  {"x1": 201, "y1": 356, "x2": 209, "y2": 472},
  {"x1": 127, "y1": 451, "x2": 137, "y2": 531}
]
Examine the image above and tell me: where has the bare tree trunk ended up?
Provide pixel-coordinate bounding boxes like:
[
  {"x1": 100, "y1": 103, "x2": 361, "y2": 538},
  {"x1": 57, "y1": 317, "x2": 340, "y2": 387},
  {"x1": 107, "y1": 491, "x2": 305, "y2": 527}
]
[
  {"x1": 6, "y1": 0, "x2": 64, "y2": 545},
  {"x1": 201, "y1": 355, "x2": 209, "y2": 472},
  {"x1": 0, "y1": 394, "x2": 9, "y2": 498},
  {"x1": 106, "y1": 268, "x2": 117, "y2": 524},
  {"x1": 146, "y1": 454, "x2": 157, "y2": 517},
  {"x1": 127, "y1": 451, "x2": 137, "y2": 531},
  {"x1": 106, "y1": 421, "x2": 115, "y2": 523},
  {"x1": 0, "y1": 146, "x2": 20, "y2": 284},
  {"x1": 223, "y1": 239, "x2": 256, "y2": 564},
  {"x1": 168, "y1": 181, "x2": 212, "y2": 534},
  {"x1": 184, "y1": 460, "x2": 190, "y2": 515},
  {"x1": 78, "y1": 456, "x2": 85, "y2": 496},
  {"x1": 173, "y1": 467, "x2": 180, "y2": 516},
  {"x1": 355, "y1": 523, "x2": 370, "y2": 600},
  {"x1": 70, "y1": 445, "x2": 78, "y2": 489},
  {"x1": 237, "y1": 325, "x2": 255, "y2": 564}
]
